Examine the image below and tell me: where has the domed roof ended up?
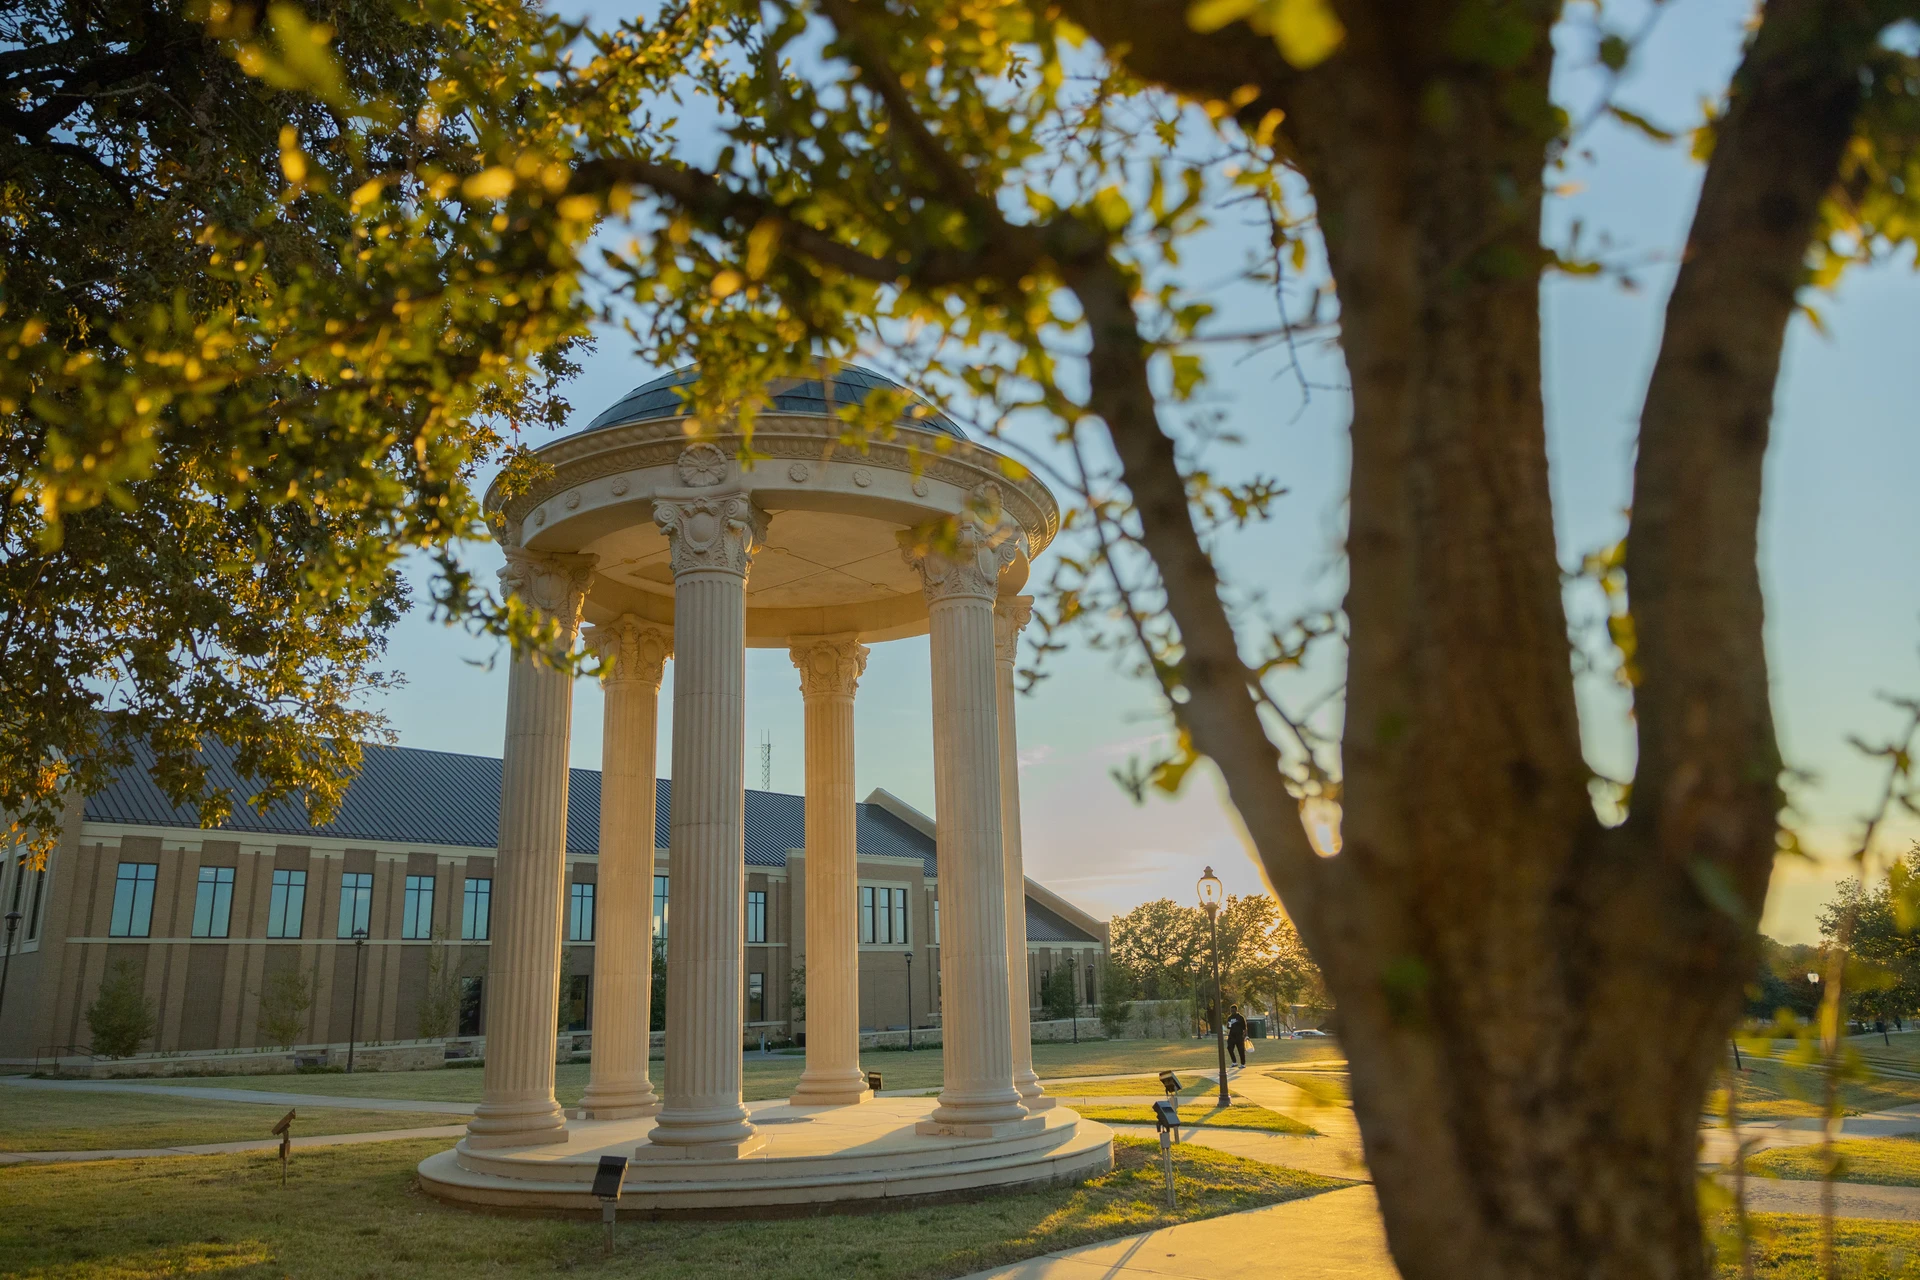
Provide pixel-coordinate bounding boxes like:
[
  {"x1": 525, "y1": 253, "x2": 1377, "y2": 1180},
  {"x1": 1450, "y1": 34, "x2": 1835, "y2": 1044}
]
[{"x1": 585, "y1": 362, "x2": 967, "y2": 439}]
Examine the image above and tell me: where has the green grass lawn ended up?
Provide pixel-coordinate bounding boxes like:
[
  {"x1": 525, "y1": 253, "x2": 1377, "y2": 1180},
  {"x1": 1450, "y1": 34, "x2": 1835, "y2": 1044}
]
[
  {"x1": 1266, "y1": 1070, "x2": 1351, "y2": 1104},
  {"x1": 1715, "y1": 1055, "x2": 1920, "y2": 1121},
  {"x1": 1721, "y1": 1213, "x2": 1920, "y2": 1278},
  {"x1": 144, "y1": 1040, "x2": 1311, "y2": 1106},
  {"x1": 1040, "y1": 1075, "x2": 1217, "y2": 1098},
  {"x1": 0, "y1": 1091, "x2": 457, "y2": 1153},
  {"x1": 1746, "y1": 1134, "x2": 1920, "y2": 1187},
  {"x1": 0, "y1": 1134, "x2": 1347, "y2": 1280},
  {"x1": 1072, "y1": 1102, "x2": 1317, "y2": 1136}
]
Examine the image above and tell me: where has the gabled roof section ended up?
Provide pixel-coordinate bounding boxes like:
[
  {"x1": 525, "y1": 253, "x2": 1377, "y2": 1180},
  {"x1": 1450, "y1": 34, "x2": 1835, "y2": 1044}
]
[{"x1": 82, "y1": 739, "x2": 938, "y2": 873}]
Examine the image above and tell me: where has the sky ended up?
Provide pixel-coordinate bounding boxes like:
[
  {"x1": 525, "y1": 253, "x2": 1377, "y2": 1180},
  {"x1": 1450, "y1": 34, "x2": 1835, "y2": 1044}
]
[{"x1": 367, "y1": 0, "x2": 1919, "y2": 943}]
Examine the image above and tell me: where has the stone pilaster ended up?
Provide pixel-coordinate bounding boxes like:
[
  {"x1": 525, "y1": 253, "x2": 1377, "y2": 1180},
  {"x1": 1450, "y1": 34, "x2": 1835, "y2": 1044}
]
[
  {"x1": 994, "y1": 595, "x2": 1051, "y2": 1112},
  {"x1": 788, "y1": 635, "x2": 873, "y2": 1108},
  {"x1": 468, "y1": 547, "x2": 595, "y2": 1149},
  {"x1": 642, "y1": 479, "x2": 769, "y2": 1157},
  {"x1": 580, "y1": 615, "x2": 671, "y2": 1120},
  {"x1": 901, "y1": 494, "x2": 1039, "y2": 1137}
]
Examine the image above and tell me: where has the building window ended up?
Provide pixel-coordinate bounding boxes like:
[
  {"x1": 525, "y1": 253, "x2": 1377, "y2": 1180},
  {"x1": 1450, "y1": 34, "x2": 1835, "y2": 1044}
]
[
  {"x1": 26, "y1": 864, "x2": 46, "y2": 941},
  {"x1": 933, "y1": 899, "x2": 939, "y2": 945},
  {"x1": 109, "y1": 862, "x2": 158, "y2": 938},
  {"x1": 563, "y1": 973, "x2": 590, "y2": 1030},
  {"x1": 747, "y1": 971, "x2": 765, "y2": 1023},
  {"x1": 746, "y1": 890, "x2": 766, "y2": 944},
  {"x1": 1086, "y1": 959, "x2": 1097, "y2": 1003},
  {"x1": 267, "y1": 869, "x2": 307, "y2": 939},
  {"x1": 6, "y1": 857, "x2": 22, "y2": 915},
  {"x1": 462, "y1": 878, "x2": 491, "y2": 941},
  {"x1": 860, "y1": 885, "x2": 908, "y2": 945},
  {"x1": 337, "y1": 872, "x2": 373, "y2": 938},
  {"x1": 191, "y1": 866, "x2": 235, "y2": 938},
  {"x1": 653, "y1": 874, "x2": 669, "y2": 939},
  {"x1": 569, "y1": 882, "x2": 595, "y2": 942},
  {"x1": 402, "y1": 875, "x2": 435, "y2": 940},
  {"x1": 458, "y1": 976, "x2": 484, "y2": 1036}
]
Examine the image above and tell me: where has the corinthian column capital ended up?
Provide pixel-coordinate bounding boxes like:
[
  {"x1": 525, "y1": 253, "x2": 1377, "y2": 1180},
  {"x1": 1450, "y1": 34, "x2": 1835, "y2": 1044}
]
[
  {"x1": 652, "y1": 489, "x2": 769, "y2": 578},
  {"x1": 499, "y1": 548, "x2": 596, "y2": 646},
  {"x1": 586, "y1": 614, "x2": 673, "y2": 690},
  {"x1": 900, "y1": 511, "x2": 1020, "y2": 604},
  {"x1": 790, "y1": 636, "x2": 870, "y2": 701},
  {"x1": 993, "y1": 596, "x2": 1034, "y2": 667}
]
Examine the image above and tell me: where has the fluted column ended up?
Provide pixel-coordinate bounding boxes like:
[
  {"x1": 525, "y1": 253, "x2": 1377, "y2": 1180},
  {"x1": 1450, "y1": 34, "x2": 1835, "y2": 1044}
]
[
  {"x1": 789, "y1": 635, "x2": 873, "y2": 1108},
  {"x1": 902, "y1": 490, "x2": 1039, "y2": 1137},
  {"x1": 580, "y1": 615, "x2": 671, "y2": 1120},
  {"x1": 643, "y1": 477, "x2": 768, "y2": 1157},
  {"x1": 995, "y1": 595, "x2": 1051, "y2": 1112},
  {"x1": 467, "y1": 547, "x2": 595, "y2": 1150}
]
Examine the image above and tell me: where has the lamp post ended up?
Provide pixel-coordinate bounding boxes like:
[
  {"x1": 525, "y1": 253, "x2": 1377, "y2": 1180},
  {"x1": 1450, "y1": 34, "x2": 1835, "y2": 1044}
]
[
  {"x1": 346, "y1": 927, "x2": 368, "y2": 1073},
  {"x1": 1198, "y1": 867, "x2": 1229, "y2": 1108},
  {"x1": 1067, "y1": 953, "x2": 1079, "y2": 1044},
  {"x1": 904, "y1": 950, "x2": 914, "y2": 1051},
  {"x1": 0, "y1": 910, "x2": 21, "y2": 1025}
]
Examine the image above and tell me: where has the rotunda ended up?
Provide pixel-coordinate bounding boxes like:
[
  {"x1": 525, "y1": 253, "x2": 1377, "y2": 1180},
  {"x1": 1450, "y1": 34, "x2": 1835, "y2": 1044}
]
[{"x1": 418, "y1": 364, "x2": 1113, "y2": 1214}]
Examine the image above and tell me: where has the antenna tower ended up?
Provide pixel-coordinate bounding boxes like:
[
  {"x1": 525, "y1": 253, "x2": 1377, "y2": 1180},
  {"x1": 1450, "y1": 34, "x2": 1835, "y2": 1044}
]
[{"x1": 760, "y1": 731, "x2": 772, "y2": 791}]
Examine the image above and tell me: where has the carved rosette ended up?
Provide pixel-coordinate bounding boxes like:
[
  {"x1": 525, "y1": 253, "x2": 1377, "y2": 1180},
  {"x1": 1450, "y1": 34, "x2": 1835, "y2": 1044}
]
[
  {"x1": 993, "y1": 596, "x2": 1034, "y2": 667},
  {"x1": 652, "y1": 490, "x2": 769, "y2": 578},
  {"x1": 791, "y1": 636, "x2": 870, "y2": 701},
  {"x1": 499, "y1": 548, "x2": 596, "y2": 646},
  {"x1": 900, "y1": 512, "x2": 1019, "y2": 604},
  {"x1": 586, "y1": 614, "x2": 672, "y2": 689}
]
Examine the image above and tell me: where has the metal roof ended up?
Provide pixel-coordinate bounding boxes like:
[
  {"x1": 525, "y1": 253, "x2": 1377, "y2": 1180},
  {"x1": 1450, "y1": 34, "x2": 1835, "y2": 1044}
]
[
  {"x1": 1025, "y1": 899, "x2": 1098, "y2": 944},
  {"x1": 83, "y1": 739, "x2": 944, "y2": 874},
  {"x1": 584, "y1": 362, "x2": 967, "y2": 439}
]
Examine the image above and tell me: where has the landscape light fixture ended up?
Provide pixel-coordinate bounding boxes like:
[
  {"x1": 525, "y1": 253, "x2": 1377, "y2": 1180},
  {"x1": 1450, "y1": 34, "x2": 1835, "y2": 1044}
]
[
  {"x1": 347, "y1": 927, "x2": 369, "y2": 1073},
  {"x1": 0, "y1": 909, "x2": 21, "y2": 1024},
  {"x1": 1197, "y1": 868, "x2": 1231, "y2": 1109},
  {"x1": 593, "y1": 1155, "x2": 629, "y2": 1256},
  {"x1": 1067, "y1": 953, "x2": 1079, "y2": 1044},
  {"x1": 1300, "y1": 795, "x2": 1343, "y2": 859},
  {"x1": 1151, "y1": 1097, "x2": 1180, "y2": 1208},
  {"x1": 867, "y1": 1070, "x2": 883, "y2": 1093}
]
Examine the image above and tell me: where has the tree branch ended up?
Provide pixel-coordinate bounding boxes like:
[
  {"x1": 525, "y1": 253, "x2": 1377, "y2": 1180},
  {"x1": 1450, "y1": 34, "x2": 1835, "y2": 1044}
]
[{"x1": 1627, "y1": 0, "x2": 1889, "y2": 905}]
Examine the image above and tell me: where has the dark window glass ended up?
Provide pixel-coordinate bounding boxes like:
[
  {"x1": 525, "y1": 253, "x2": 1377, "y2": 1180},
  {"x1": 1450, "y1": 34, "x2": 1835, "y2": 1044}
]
[
  {"x1": 747, "y1": 971, "x2": 765, "y2": 1023},
  {"x1": 746, "y1": 890, "x2": 766, "y2": 944},
  {"x1": 402, "y1": 875, "x2": 435, "y2": 940},
  {"x1": 890, "y1": 888, "x2": 907, "y2": 946},
  {"x1": 337, "y1": 872, "x2": 373, "y2": 938},
  {"x1": 653, "y1": 875, "x2": 669, "y2": 939},
  {"x1": 569, "y1": 882, "x2": 595, "y2": 942},
  {"x1": 109, "y1": 863, "x2": 158, "y2": 938},
  {"x1": 267, "y1": 869, "x2": 307, "y2": 939},
  {"x1": 462, "y1": 878, "x2": 491, "y2": 941},
  {"x1": 26, "y1": 865, "x2": 46, "y2": 941},
  {"x1": 191, "y1": 866, "x2": 235, "y2": 938},
  {"x1": 859, "y1": 885, "x2": 875, "y2": 945}
]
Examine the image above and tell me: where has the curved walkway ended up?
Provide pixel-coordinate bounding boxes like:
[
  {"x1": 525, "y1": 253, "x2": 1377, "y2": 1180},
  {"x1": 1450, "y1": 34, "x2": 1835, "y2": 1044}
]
[
  {"x1": 0, "y1": 1075, "x2": 475, "y2": 1114},
  {"x1": 0, "y1": 1123, "x2": 469, "y2": 1166}
]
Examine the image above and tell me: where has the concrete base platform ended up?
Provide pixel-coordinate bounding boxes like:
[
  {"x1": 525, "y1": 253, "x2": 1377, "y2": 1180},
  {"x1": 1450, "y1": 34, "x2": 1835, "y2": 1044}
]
[{"x1": 418, "y1": 1097, "x2": 1111, "y2": 1217}]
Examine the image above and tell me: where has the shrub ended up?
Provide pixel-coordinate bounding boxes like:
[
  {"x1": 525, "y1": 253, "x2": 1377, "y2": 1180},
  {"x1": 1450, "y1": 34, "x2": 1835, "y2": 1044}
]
[{"x1": 86, "y1": 959, "x2": 157, "y2": 1058}]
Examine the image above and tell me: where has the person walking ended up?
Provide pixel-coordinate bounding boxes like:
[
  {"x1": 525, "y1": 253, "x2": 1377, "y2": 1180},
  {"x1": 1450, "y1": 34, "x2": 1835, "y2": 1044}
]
[{"x1": 1225, "y1": 1004, "x2": 1248, "y2": 1069}]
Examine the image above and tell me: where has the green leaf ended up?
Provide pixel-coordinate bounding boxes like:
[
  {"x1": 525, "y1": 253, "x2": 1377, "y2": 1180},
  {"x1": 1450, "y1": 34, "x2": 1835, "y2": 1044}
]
[{"x1": 1606, "y1": 104, "x2": 1677, "y2": 144}]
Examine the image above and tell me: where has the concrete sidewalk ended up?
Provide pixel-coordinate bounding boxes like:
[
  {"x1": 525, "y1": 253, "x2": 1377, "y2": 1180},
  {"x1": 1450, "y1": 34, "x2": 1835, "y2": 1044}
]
[
  {"x1": 0, "y1": 1123, "x2": 468, "y2": 1166},
  {"x1": 960, "y1": 1185, "x2": 1399, "y2": 1280},
  {"x1": 0, "y1": 1075, "x2": 474, "y2": 1114}
]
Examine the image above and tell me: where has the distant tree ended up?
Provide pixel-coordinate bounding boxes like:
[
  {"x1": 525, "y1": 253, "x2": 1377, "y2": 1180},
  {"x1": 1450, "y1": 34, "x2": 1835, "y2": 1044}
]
[
  {"x1": 1040, "y1": 964, "x2": 1078, "y2": 1022},
  {"x1": 86, "y1": 959, "x2": 157, "y2": 1058},
  {"x1": 787, "y1": 961, "x2": 806, "y2": 1025},
  {"x1": 1108, "y1": 899, "x2": 1205, "y2": 999},
  {"x1": 1097, "y1": 957, "x2": 1134, "y2": 1037},
  {"x1": 258, "y1": 960, "x2": 315, "y2": 1050},
  {"x1": 417, "y1": 931, "x2": 459, "y2": 1040},
  {"x1": 650, "y1": 935, "x2": 668, "y2": 1032},
  {"x1": 1744, "y1": 935, "x2": 1824, "y2": 1023},
  {"x1": 1819, "y1": 851, "x2": 1920, "y2": 1027}
]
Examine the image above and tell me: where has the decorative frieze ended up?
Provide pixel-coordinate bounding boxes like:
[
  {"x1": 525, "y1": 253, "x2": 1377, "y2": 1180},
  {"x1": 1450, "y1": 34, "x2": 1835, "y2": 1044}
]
[{"x1": 653, "y1": 490, "x2": 769, "y2": 578}]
